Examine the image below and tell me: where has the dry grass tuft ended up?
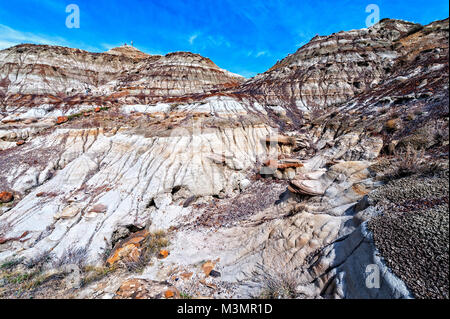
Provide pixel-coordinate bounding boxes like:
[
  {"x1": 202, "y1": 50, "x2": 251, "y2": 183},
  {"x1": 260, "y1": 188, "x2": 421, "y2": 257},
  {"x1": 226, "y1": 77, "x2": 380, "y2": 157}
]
[
  {"x1": 123, "y1": 230, "x2": 170, "y2": 273},
  {"x1": 245, "y1": 261, "x2": 306, "y2": 299}
]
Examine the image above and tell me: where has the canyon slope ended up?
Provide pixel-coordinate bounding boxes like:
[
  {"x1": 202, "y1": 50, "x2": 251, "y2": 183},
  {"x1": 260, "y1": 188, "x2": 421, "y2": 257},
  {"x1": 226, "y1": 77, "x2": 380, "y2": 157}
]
[{"x1": 0, "y1": 18, "x2": 448, "y2": 299}]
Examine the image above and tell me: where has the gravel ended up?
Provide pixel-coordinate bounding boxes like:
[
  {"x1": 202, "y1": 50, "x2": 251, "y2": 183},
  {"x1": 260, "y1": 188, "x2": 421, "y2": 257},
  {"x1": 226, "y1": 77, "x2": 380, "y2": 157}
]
[{"x1": 368, "y1": 170, "x2": 449, "y2": 299}]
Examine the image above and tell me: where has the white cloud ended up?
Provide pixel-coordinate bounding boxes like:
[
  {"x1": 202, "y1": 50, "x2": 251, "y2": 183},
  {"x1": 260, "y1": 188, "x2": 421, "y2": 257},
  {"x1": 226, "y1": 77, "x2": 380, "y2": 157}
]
[
  {"x1": 245, "y1": 50, "x2": 270, "y2": 58},
  {"x1": 206, "y1": 35, "x2": 231, "y2": 48},
  {"x1": 256, "y1": 51, "x2": 268, "y2": 57},
  {"x1": 188, "y1": 34, "x2": 198, "y2": 45},
  {"x1": 101, "y1": 42, "x2": 125, "y2": 50},
  {"x1": 0, "y1": 40, "x2": 18, "y2": 50},
  {"x1": 0, "y1": 24, "x2": 106, "y2": 53},
  {"x1": 0, "y1": 24, "x2": 67, "y2": 49}
]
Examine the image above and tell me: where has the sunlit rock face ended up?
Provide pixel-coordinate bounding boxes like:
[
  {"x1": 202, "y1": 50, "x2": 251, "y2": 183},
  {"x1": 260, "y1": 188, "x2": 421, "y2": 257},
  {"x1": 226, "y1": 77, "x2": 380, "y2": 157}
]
[
  {"x1": 238, "y1": 19, "x2": 424, "y2": 110},
  {"x1": 0, "y1": 44, "x2": 138, "y2": 97},
  {"x1": 110, "y1": 51, "x2": 245, "y2": 102},
  {"x1": 0, "y1": 44, "x2": 244, "y2": 108},
  {"x1": 0, "y1": 18, "x2": 448, "y2": 299},
  {"x1": 0, "y1": 118, "x2": 273, "y2": 264}
]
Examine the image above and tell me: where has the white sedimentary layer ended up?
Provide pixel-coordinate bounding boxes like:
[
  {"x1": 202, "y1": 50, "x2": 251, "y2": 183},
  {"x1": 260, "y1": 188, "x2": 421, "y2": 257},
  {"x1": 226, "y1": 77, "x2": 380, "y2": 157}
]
[{"x1": 0, "y1": 123, "x2": 273, "y2": 264}]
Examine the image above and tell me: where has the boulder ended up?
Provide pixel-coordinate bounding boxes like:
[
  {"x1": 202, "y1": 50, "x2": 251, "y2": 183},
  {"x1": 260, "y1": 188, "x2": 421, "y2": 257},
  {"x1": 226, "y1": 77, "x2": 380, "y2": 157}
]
[
  {"x1": 89, "y1": 204, "x2": 107, "y2": 214},
  {"x1": 106, "y1": 230, "x2": 150, "y2": 266},
  {"x1": 154, "y1": 193, "x2": 172, "y2": 209},
  {"x1": 54, "y1": 204, "x2": 80, "y2": 220},
  {"x1": 201, "y1": 261, "x2": 215, "y2": 276},
  {"x1": 284, "y1": 168, "x2": 297, "y2": 180},
  {"x1": 56, "y1": 116, "x2": 69, "y2": 124},
  {"x1": 265, "y1": 135, "x2": 296, "y2": 146},
  {"x1": 114, "y1": 279, "x2": 176, "y2": 299},
  {"x1": 239, "y1": 179, "x2": 251, "y2": 191},
  {"x1": 159, "y1": 249, "x2": 169, "y2": 259},
  {"x1": 0, "y1": 191, "x2": 13, "y2": 203}
]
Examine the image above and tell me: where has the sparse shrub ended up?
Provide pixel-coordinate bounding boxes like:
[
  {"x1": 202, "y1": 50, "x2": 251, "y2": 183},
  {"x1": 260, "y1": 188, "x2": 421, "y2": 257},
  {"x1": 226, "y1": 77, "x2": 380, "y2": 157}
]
[
  {"x1": 170, "y1": 103, "x2": 183, "y2": 112},
  {"x1": 385, "y1": 118, "x2": 401, "y2": 131},
  {"x1": 0, "y1": 268, "x2": 54, "y2": 293},
  {"x1": 81, "y1": 265, "x2": 118, "y2": 287},
  {"x1": 24, "y1": 251, "x2": 55, "y2": 269},
  {"x1": 380, "y1": 146, "x2": 443, "y2": 181},
  {"x1": 52, "y1": 247, "x2": 88, "y2": 268},
  {"x1": 122, "y1": 230, "x2": 169, "y2": 273},
  {"x1": 387, "y1": 146, "x2": 424, "y2": 179},
  {"x1": 180, "y1": 291, "x2": 193, "y2": 299},
  {"x1": 246, "y1": 262, "x2": 305, "y2": 299},
  {"x1": 67, "y1": 112, "x2": 82, "y2": 120},
  {"x1": 406, "y1": 113, "x2": 416, "y2": 121},
  {"x1": 0, "y1": 258, "x2": 24, "y2": 270},
  {"x1": 144, "y1": 230, "x2": 170, "y2": 255},
  {"x1": 3, "y1": 271, "x2": 37, "y2": 285}
]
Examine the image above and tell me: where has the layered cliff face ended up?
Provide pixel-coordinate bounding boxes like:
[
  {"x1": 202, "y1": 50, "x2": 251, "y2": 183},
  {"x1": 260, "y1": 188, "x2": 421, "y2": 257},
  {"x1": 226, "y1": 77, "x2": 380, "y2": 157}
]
[
  {"x1": 0, "y1": 18, "x2": 448, "y2": 299},
  {"x1": 0, "y1": 44, "x2": 244, "y2": 110},
  {"x1": 238, "y1": 19, "x2": 424, "y2": 109},
  {"x1": 0, "y1": 44, "x2": 138, "y2": 97},
  {"x1": 108, "y1": 51, "x2": 244, "y2": 104},
  {"x1": 106, "y1": 45, "x2": 152, "y2": 60}
]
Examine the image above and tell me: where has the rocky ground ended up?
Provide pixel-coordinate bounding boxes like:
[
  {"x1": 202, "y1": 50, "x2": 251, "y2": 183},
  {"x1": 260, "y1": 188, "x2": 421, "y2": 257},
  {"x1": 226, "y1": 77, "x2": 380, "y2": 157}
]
[
  {"x1": 0, "y1": 18, "x2": 448, "y2": 299},
  {"x1": 368, "y1": 169, "x2": 449, "y2": 299}
]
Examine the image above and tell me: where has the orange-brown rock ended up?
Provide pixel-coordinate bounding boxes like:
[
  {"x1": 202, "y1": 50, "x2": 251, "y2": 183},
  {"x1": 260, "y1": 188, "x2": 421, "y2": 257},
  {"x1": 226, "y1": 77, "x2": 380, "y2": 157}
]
[
  {"x1": 265, "y1": 135, "x2": 296, "y2": 146},
  {"x1": 263, "y1": 159, "x2": 278, "y2": 168},
  {"x1": 164, "y1": 289, "x2": 175, "y2": 299},
  {"x1": 158, "y1": 249, "x2": 169, "y2": 259},
  {"x1": 199, "y1": 279, "x2": 218, "y2": 289},
  {"x1": 180, "y1": 272, "x2": 193, "y2": 280},
  {"x1": 0, "y1": 191, "x2": 13, "y2": 203},
  {"x1": 95, "y1": 107, "x2": 101, "y2": 112},
  {"x1": 16, "y1": 140, "x2": 25, "y2": 146},
  {"x1": 201, "y1": 261, "x2": 215, "y2": 276},
  {"x1": 276, "y1": 159, "x2": 303, "y2": 170},
  {"x1": 106, "y1": 230, "x2": 150, "y2": 266},
  {"x1": 56, "y1": 116, "x2": 68, "y2": 124},
  {"x1": 114, "y1": 279, "x2": 175, "y2": 299},
  {"x1": 264, "y1": 159, "x2": 303, "y2": 170}
]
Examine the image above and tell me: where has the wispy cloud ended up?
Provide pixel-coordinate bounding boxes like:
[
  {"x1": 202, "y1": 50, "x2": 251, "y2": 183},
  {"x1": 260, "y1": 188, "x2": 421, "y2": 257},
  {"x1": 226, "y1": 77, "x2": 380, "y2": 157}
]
[
  {"x1": 0, "y1": 24, "x2": 116, "y2": 53},
  {"x1": 186, "y1": 32, "x2": 232, "y2": 49},
  {"x1": 205, "y1": 35, "x2": 231, "y2": 48},
  {"x1": 0, "y1": 24, "x2": 67, "y2": 49},
  {"x1": 188, "y1": 34, "x2": 198, "y2": 45},
  {"x1": 256, "y1": 51, "x2": 268, "y2": 57},
  {"x1": 0, "y1": 40, "x2": 17, "y2": 50},
  {"x1": 101, "y1": 42, "x2": 125, "y2": 50},
  {"x1": 246, "y1": 50, "x2": 271, "y2": 58}
]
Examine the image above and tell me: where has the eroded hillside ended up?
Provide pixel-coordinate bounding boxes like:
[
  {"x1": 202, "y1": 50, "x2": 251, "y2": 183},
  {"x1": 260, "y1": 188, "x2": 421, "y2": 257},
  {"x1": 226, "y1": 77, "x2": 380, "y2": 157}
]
[{"x1": 0, "y1": 18, "x2": 448, "y2": 299}]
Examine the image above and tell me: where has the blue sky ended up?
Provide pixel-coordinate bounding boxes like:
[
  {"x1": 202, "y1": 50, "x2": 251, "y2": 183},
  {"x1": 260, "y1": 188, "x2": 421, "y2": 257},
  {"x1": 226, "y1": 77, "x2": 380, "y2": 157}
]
[{"x1": 0, "y1": 0, "x2": 448, "y2": 77}]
